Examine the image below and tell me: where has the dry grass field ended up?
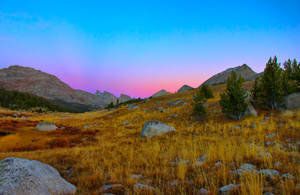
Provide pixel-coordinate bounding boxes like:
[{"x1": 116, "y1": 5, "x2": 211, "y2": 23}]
[{"x1": 0, "y1": 82, "x2": 299, "y2": 194}]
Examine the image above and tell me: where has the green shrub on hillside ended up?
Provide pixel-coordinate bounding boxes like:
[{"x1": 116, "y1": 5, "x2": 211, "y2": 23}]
[{"x1": 199, "y1": 84, "x2": 214, "y2": 99}]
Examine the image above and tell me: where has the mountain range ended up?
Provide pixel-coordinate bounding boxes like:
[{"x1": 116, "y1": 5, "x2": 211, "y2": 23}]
[{"x1": 0, "y1": 64, "x2": 261, "y2": 112}]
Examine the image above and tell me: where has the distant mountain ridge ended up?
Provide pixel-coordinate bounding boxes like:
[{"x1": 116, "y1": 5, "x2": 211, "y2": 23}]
[
  {"x1": 200, "y1": 64, "x2": 261, "y2": 86},
  {"x1": 0, "y1": 65, "x2": 107, "y2": 112}
]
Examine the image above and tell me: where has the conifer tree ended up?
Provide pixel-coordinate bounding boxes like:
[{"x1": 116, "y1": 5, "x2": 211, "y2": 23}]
[
  {"x1": 260, "y1": 56, "x2": 284, "y2": 110},
  {"x1": 192, "y1": 89, "x2": 207, "y2": 120},
  {"x1": 199, "y1": 84, "x2": 214, "y2": 99},
  {"x1": 220, "y1": 71, "x2": 248, "y2": 120}
]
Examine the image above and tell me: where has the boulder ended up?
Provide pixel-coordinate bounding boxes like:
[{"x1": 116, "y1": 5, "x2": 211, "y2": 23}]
[
  {"x1": 151, "y1": 89, "x2": 170, "y2": 98},
  {"x1": 0, "y1": 157, "x2": 76, "y2": 195},
  {"x1": 177, "y1": 85, "x2": 194, "y2": 93},
  {"x1": 219, "y1": 184, "x2": 239, "y2": 194},
  {"x1": 235, "y1": 163, "x2": 256, "y2": 175},
  {"x1": 36, "y1": 121, "x2": 57, "y2": 131},
  {"x1": 118, "y1": 94, "x2": 131, "y2": 103},
  {"x1": 127, "y1": 104, "x2": 139, "y2": 110},
  {"x1": 167, "y1": 99, "x2": 185, "y2": 106},
  {"x1": 260, "y1": 169, "x2": 280, "y2": 178},
  {"x1": 283, "y1": 92, "x2": 300, "y2": 110},
  {"x1": 244, "y1": 103, "x2": 257, "y2": 117},
  {"x1": 141, "y1": 121, "x2": 175, "y2": 138}
]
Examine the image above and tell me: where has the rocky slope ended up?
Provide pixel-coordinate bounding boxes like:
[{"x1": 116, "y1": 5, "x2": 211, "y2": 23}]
[
  {"x1": 0, "y1": 65, "x2": 106, "y2": 112},
  {"x1": 201, "y1": 64, "x2": 260, "y2": 86}
]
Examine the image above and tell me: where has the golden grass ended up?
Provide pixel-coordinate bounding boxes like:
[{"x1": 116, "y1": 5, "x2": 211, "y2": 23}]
[{"x1": 0, "y1": 82, "x2": 299, "y2": 194}]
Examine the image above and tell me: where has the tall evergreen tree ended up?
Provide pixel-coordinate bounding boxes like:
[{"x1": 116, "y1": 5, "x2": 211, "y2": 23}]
[
  {"x1": 260, "y1": 56, "x2": 284, "y2": 110},
  {"x1": 220, "y1": 71, "x2": 248, "y2": 120},
  {"x1": 199, "y1": 84, "x2": 214, "y2": 99},
  {"x1": 192, "y1": 89, "x2": 207, "y2": 120}
]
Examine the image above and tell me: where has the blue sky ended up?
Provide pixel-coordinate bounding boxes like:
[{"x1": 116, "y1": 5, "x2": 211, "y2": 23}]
[{"x1": 0, "y1": 0, "x2": 299, "y2": 97}]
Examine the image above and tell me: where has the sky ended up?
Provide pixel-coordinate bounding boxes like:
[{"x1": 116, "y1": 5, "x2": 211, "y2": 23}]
[{"x1": 0, "y1": 0, "x2": 300, "y2": 97}]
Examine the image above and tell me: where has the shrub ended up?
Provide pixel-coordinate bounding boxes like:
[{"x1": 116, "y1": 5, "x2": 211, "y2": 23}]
[
  {"x1": 199, "y1": 84, "x2": 214, "y2": 99},
  {"x1": 192, "y1": 89, "x2": 207, "y2": 120},
  {"x1": 220, "y1": 71, "x2": 248, "y2": 120}
]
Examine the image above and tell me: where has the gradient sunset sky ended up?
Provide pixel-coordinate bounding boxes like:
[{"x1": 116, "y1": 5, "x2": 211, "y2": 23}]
[{"x1": 0, "y1": 0, "x2": 300, "y2": 97}]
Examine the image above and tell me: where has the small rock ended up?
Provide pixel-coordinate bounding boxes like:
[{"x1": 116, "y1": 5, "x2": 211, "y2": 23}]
[
  {"x1": 167, "y1": 99, "x2": 185, "y2": 106},
  {"x1": 235, "y1": 163, "x2": 256, "y2": 175},
  {"x1": 127, "y1": 104, "x2": 139, "y2": 110},
  {"x1": 83, "y1": 125, "x2": 89, "y2": 129},
  {"x1": 215, "y1": 161, "x2": 223, "y2": 167},
  {"x1": 263, "y1": 192, "x2": 274, "y2": 195},
  {"x1": 250, "y1": 123, "x2": 256, "y2": 128},
  {"x1": 282, "y1": 173, "x2": 295, "y2": 179},
  {"x1": 260, "y1": 169, "x2": 280, "y2": 178},
  {"x1": 259, "y1": 152, "x2": 271, "y2": 158},
  {"x1": 198, "y1": 188, "x2": 209, "y2": 195},
  {"x1": 232, "y1": 126, "x2": 241, "y2": 130},
  {"x1": 203, "y1": 103, "x2": 209, "y2": 108},
  {"x1": 266, "y1": 133, "x2": 276, "y2": 138},
  {"x1": 219, "y1": 184, "x2": 238, "y2": 194},
  {"x1": 198, "y1": 155, "x2": 207, "y2": 161},
  {"x1": 36, "y1": 121, "x2": 57, "y2": 131},
  {"x1": 134, "y1": 183, "x2": 155, "y2": 191},
  {"x1": 260, "y1": 121, "x2": 267, "y2": 125},
  {"x1": 131, "y1": 174, "x2": 143, "y2": 179},
  {"x1": 121, "y1": 121, "x2": 131, "y2": 126},
  {"x1": 102, "y1": 184, "x2": 124, "y2": 193},
  {"x1": 264, "y1": 116, "x2": 270, "y2": 120}
]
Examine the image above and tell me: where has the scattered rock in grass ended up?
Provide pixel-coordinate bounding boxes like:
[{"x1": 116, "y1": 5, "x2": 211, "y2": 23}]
[
  {"x1": 195, "y1": 155, "x2": 207, "y2": 166},
  {"x1": 235, "y1": 163, "x2": 257, "y2": 175},
  {"x1": 260, "y1": 169, "x2": 280, "y2": 178},
  {"x1": 266, "y1": 133, "x2": 276, "y2": 138},
  {"x1": 260, "y1": 121, "x2": 267, "y2": 125},
  {"x1": 36, "y1": 121, "x2": 57, "y2": 131},
  {"x1": 282, "y1": 173, "x2": 295, "y2": 179},
  {"x1": 219, "y1": 184, "x2": 238, "y2": 194},
  {"x1": 215, "y1": 161, "x2": 223, "y2": 167},
  {"x1": 131, "y1": 174, "x2": 143, "y2": 179},
  {"x1": 0, "y1": 157, "x2": 77, "y2": 195},
  {"x1": 263, "y1": 192, "x2": 274, "y2": 195},
  {"x1": 232, "y1": 126, "x2": 241, "y2": 130},
  {"x1": 250, "y1": 123, "x2": 256, "y2": 128},
  {"x1": 83, "y1": 125, "x2": 89, "y2": 129},
  {"x1": 264, "y1": 116, "x2": 270, "y2": 120},
  {"x1": 283, "y1": 110, "x2": 294, "y2": 116},
  {"x1": 167, "y1": 99, "x2": 185, "y2": 106},
  {"x1": 203, "y1": 103, "x2": 209, "y2": 108},
  {"x1": 121, "y1": 121, "x2": 131, "y2": 126},
  {"x1": 259, "y1": 152, "x2": 271, "y2": 158},
  {"x1": 156, "y1": 107, "x2": 164, "y2": 113},
  {"x1": 133, "y1": 183, "x2": 155, "y2": 191},
  {"x1": 198, "y1": 188, "x2": 209, "y2": 195},
  {"x1": 141, "y1": 120, "x2": 175, "y2": 138},
  {"x1": 265, "y1": 141, "x2": 276, "y2": 146},
  {"x1": 102, "y1": 184, "x2": 124, "y2": 193},
  {"x1": 127, "y1": 104, "x2": 139, "y2": 110}
]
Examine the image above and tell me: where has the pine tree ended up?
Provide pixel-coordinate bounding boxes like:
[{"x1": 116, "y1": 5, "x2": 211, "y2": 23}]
[
  {"x1": 192, "y1": 89, "x2": 207, "y2": 120},
  {"x1": 199, "y1": 84, "x2": 214, "y2": 99},
  {"x1": 260, "y1": 56, "x2": 284, "y2": 110},
  {"x1": 220, "y1": 71, "x2": 248, "y2": 120}
]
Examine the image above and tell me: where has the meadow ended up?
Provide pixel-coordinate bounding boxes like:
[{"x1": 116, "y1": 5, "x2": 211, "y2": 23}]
[{"x1": 0, "y1": 82, "x2": 299, "y2": 194}]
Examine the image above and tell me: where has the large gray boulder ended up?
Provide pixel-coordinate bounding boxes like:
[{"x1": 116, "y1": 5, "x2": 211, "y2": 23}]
[
  {"x1": 141, "y1": 121, "x2": 175, "y2": 138},
  {"x1": 36, "y1": 121, "x2": 57, "y2": 131},
  {"x1": 118, "y1": 94, "x2": 131, "y2": 103},
  {"x1": 151, "y1": 89, "x2": 170, "y2": 98},
  {"x1": 283, "y1": 92, "x2": 300, "y2": 110},
  {"x1": 177, "y1": 85, "x2": 194, "y2": 93},
  {"x1": 0, "y1": 157, "x2": 76, "y2": 195}
]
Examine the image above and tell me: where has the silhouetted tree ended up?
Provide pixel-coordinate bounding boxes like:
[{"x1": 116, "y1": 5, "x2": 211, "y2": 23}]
[{"x1": 199, "y1": 84, "x2": 214, "y2": 99}]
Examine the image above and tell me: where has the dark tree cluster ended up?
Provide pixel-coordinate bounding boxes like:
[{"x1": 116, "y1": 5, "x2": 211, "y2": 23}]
[
  {"x1": 0, "y1": 88, "x2": 67, "y2": 112},
  {"x1": 252, "y1": 56, "x2": 299, "y2": 110}
]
